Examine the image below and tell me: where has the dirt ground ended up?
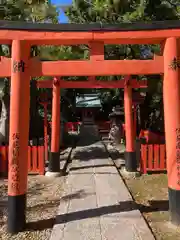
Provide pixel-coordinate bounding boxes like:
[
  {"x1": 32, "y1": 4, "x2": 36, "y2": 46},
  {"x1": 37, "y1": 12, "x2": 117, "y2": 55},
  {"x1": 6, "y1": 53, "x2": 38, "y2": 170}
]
[
  {"x1": 121, "y1": 172, "x2": 180, "y2": 240},
  {"x1": 0, "y1": 174, "x2": 66, "y2": 240}
]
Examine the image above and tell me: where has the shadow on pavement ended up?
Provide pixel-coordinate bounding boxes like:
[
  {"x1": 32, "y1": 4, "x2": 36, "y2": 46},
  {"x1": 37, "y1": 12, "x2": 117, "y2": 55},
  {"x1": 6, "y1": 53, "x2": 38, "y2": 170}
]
[
  {"x1": 73, "y1": 145, "x2": 124, "y2": 162},
  {"x1": 109, "y1": 151, "x2": 125, "y2": 161},
  {"x1": 26, "y1": 200, "x2": 169, "y2": 231},
  {"x1": 75, "y1": 137, "x2": 100, "y2": 147},
  {"x1": 61, "y1": 190, "x2": 95, "y2": 202},
  {"x1": 75, "y1": 125, "x2": 100, "y2": 147},
  {"x1": 73, "y1": 147, "x2": 108, "y2": 161},
  {"x1": 70, "y1": 164, "x2": 115, "y2": 171}
]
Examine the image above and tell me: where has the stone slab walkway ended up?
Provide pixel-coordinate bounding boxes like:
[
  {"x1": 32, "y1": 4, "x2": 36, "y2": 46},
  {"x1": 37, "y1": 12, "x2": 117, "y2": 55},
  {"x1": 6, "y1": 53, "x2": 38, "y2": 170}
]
[{"x1": 50, "y1": 124, "x2": 155, "y2": 240}]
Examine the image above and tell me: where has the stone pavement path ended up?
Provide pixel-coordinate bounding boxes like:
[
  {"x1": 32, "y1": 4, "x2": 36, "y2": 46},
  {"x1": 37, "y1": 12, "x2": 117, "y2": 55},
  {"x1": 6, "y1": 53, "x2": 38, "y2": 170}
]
[{"x1": 50, "y1": 124, "x2": 155, "y2": 240}]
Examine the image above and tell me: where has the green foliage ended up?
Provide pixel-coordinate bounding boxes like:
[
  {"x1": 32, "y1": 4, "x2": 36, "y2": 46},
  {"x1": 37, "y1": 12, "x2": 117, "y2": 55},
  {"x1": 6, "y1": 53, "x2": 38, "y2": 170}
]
[
  {"x1": 0, "y1": 0, "x2": 58, "y2": 56},
  {"x1": 0, "y1": 0, "x2": 60, "y2": 139},
  {"x1": 66, "y1": 0, "x2": 180, "y2": 23},
  {"x1": 0, "y1": 0, "x2": 58, "y2": 22}
]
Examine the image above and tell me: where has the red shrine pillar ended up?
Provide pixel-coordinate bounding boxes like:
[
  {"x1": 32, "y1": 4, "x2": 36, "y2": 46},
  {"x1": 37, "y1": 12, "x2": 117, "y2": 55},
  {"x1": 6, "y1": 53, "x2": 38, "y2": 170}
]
[
  {"x1": 47, "y1": 78, "x2": 61, "y2": 175},
  {"x1": 133, "y1": 104, "x2": 137, "y2": 138},
  {"x1": 124, "y1": 80, "x2": 137, "y2": 172},
  {"x1": 7, "y1": 40, "x2": 31, "y2": 233},
  {"x1": 163, "y1": 37, "x2": 180, "y2": 225},
  {"x1": 43, "y1": 103, "x2": 48, "y2": 162}
]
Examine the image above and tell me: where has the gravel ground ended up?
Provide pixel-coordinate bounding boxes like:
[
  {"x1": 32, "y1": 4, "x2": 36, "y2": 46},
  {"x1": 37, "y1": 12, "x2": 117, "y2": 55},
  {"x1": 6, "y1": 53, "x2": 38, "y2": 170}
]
[
  {"x1": 120, "y1": 172, "x2": 180, "y2": 240},
  {"x1": 0, "y1": 175, "x2": 66, "y2": 240}
]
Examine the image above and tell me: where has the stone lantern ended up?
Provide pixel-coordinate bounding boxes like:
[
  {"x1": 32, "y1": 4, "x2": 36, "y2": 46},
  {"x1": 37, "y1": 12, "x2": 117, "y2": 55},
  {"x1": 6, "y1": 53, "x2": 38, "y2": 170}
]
[{"x1": 108, "y1": 105, "x2": 124, "y2": 145}]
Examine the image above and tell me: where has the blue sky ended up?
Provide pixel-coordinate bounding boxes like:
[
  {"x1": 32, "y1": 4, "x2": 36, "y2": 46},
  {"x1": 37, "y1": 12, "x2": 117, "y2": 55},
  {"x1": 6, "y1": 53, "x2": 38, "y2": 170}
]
[{"x1": 51, "y1": 0, "x2": 72, "y2": 23}]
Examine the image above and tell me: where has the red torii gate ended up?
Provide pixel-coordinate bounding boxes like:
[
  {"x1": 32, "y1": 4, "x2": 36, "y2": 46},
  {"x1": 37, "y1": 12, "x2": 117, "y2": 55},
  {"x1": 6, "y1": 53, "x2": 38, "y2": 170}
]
[
  {"x1": 38, "y1": 92, "x2": 50, "y2": 162},
  {"x1": 37, "y1": 77, "x2": 147, "y2": 174},
  {"x1": 39, "y1": 79, "x2": 61, "y2": 175},
  {"x1": 0, "y1": 20, "x2": 180, "y2": 233}
]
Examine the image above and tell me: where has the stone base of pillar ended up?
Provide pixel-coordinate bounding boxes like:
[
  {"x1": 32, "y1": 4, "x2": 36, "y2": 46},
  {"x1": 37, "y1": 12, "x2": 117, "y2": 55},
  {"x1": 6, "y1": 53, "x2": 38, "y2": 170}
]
[
  {"x1": 169, "y1": 188, "x2": 180, "y2": 225},
  {"x1": 7, "y1": 194, "x2": 26, "y2": 234},
  {"x1": 125, "y1": 151, "x2": 137, "y2": 172},
  {"x1": 121, "y1": 167, "x2": 140, "y2": 178},
  {"x1": 47, "y1": 152, "x2": 60, "y2": 173}
]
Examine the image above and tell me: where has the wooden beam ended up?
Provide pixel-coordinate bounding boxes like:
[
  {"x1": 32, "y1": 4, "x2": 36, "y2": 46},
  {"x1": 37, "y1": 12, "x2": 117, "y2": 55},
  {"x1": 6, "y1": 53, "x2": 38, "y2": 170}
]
[
  {"x1": 93, "y1": 29, "x2": 180, "y2": 44},
  {"x1": 0, "y1": 55, "x2": 163, "y2": 78},
  {"x1": 0, "y1": 29, "x2": 180, "y2": 45},
  {"x1": 37, "y1": 80, "x2": 53, "y2": 88},
  {"x1": 30, "y1": 57, "x2": 163, "y2": 77},
  {"x1": 60, "y1": 80, "x2": 148, "y2": 89},
  {"x1": 0, "y1": 30, "x2": 94, "y2": 45},
  {"x1": 61, "y1": 80, "x2": 120, "y2": 89},
  {"x1": 89, "y1": 41, "x2": 104, "y2": 61},
  {"x1": 36, "y1": 79, "x2": 147, "y2": 89},
  {"x1": 0, "y1": 57, "x2": 11, "y2": 77},
  {"x1": 131, "y1": 80, "x2": 147, "y2": 88},
  {"x1": 1, "y1": 20, "x2": 180, "y2": 32},
  {"x1": 0, "y1": 40, "x2": 11, "y2": 45},
  {"x1": 88, "y1": 42, "x2": 104, "y2": 81}
]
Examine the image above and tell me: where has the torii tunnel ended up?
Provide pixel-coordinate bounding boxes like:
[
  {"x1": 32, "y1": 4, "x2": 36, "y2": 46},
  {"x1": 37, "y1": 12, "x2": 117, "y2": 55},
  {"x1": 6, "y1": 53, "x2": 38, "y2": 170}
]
[
  {"x1": 37, "y1": 77, "x2": 147, "y2": 174},
  {"x1": 0, "y1": 20, "x2": 180, "y2": 233}
]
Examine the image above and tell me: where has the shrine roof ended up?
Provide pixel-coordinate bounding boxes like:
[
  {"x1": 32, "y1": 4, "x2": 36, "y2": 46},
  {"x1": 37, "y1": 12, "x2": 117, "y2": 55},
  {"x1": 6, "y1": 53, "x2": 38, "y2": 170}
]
[
  {"x1": 0, "y1": 20, "x2": 180, "y2": 32},
  {"x1": 76, "y1": 94, "x2": 101, "y2": 108}
]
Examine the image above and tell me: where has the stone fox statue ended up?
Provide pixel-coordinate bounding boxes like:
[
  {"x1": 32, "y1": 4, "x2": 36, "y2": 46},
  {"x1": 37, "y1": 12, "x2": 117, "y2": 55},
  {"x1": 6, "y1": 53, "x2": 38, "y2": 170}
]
[
  {"x1": 0, "y1": 93, "x2": 9, "y2": 145},
  {"x1": 108, "y1": 124, "x2": 121, "y2": 145}
]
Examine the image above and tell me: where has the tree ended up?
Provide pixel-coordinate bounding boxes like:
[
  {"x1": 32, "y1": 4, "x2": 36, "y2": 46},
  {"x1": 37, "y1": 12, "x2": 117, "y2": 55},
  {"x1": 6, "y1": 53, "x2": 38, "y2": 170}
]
[
  {"x1": 0, "y1": 0, "x2": 58, "y2": 22},
  {"x1": 0, "y1": 0, "x2": 58, "y2": 144}
]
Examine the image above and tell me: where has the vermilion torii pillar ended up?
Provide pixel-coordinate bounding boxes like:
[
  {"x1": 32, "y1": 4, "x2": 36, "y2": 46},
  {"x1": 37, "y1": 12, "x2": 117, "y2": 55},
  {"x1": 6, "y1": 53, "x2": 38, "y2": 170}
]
[
  {"x1": 124, "y1": 76, "x2": 137, "y2": 172},
  {"x1": 133, "y1": 104, "x2": 137, "y2": 138},
  {"x1": 46, "y1": 77, "x2": 61, "y2": 176},
  {"x1": 7, "y1": 40, "x2": 31, "y2": 233},
  {"x1": 163, "y1": 37, "x2": 180, "y2": 225},
  {"x1": 39, "y1": 101, "x2": 48, "y2": 162}
]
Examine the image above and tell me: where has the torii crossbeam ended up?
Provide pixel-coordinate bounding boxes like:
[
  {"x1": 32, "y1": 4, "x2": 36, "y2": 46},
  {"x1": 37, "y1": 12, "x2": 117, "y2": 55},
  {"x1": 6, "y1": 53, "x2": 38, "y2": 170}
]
[{"x1": 36, "y1": 79, "x2": 148, "y2": 89}]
